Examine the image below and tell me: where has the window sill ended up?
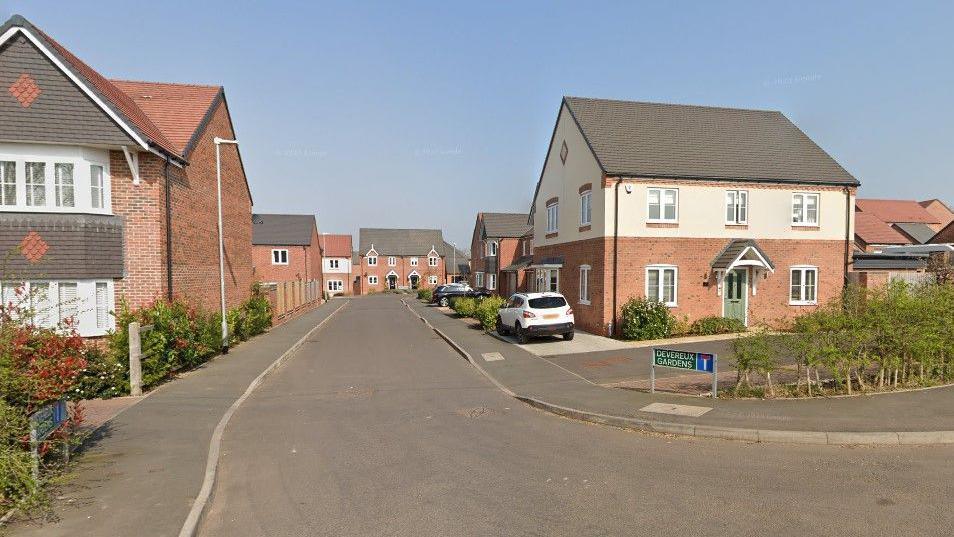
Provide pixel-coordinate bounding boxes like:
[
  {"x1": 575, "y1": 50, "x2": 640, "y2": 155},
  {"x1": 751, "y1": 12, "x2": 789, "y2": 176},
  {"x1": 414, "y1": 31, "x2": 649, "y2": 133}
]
[
  {"x1": 578, "y1": 225, "x2": 591, "y2": 232},
  {"x1": 791, "y1": 224, "x2": 820, "y2": 229},
  {"x1": 646, "y1": 222, "x2": 678, "y2": 228},
  {"x1": 789, "y1": 301, "x2": 818, "y2": 306},
  {"x1": 725, "y1": 223, "x2": 748, "y2": 229},
  {"x1": 578, "y1": 299, "x2": 591, "y2": 306},
  {"x1": 545, "y1": 232, "x2": 559, "y2": 239}
]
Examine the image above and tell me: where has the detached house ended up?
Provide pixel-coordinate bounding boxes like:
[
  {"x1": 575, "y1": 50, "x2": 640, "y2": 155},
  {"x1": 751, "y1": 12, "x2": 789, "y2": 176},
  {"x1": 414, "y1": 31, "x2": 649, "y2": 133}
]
[
  {"x1": 442, "y1": 241, "x2": 470, "y2": 284},
  {"x1": 530, "y1": 97, "x2": 858, "y2": 335},
  {"x1": 356, "y1": 228, "x2": 445, "y2": 294},
  {"x1": 251, "y1": 214, "x2": 321, "y2": 285},
  {"x1": 469, "y1": 212, "x2": 532, "y2": 295},
  {"x1": 318, "y1": 233, "x2": 353, "y2": 296},
  {"x1": 0, "y1": 15, "x2": 254, "y2": 336}
]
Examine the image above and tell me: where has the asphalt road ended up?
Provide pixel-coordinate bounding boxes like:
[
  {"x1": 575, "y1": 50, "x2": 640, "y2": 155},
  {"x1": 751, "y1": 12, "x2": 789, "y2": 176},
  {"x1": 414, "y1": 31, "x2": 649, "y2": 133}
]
[{"x1": 198, "y1": 295, "x2": 954, "y2": 537}]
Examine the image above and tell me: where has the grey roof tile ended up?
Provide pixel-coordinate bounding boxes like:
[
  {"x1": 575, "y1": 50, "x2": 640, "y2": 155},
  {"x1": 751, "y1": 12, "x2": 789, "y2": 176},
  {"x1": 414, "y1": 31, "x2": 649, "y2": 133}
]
[
  {"x1": 358, "y1": 228, "x2": 444, "y2": 256},
  {"x1": 252, "y1": 214, "x2": 316, "y2": 246},
  {"x1": 482, "y1": 213, "x2": 531, "y2": 238}
]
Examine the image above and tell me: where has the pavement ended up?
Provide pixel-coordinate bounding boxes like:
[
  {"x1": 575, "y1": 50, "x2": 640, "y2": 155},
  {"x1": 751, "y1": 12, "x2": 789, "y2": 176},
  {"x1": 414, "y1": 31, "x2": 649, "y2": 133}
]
[
  {"x1": 408, "y1": 300, "x2": 954, "y2": 442},
  {"x1": 6, "y1": 299, "x2": 347, "y2": 537}
]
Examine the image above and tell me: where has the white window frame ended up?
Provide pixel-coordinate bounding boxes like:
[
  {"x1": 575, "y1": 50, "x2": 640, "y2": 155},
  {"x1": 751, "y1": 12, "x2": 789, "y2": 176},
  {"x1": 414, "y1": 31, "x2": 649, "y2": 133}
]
[
  {"x1": 428, "y1": 255, "x2": 439, "y2": 267},
  {"x1": 387, "y1": 256, "x2": 396, "y2": 266},
  {"x1": 1, "y1": 279, "x2": 114, "y2": 336},
  {"x1": 0, "y1": 146, "x2": 112, "y2": 214},
  {"x1": 579, "y1": 265, "x2": 591, "y2": 305},
  {"x1": 546, "y1": 202, "x2": 559, "y2": 233},
  {"x1": 487, "y1": 273, "x2": 497, "y2": 290},
  {"x1": 428, "y1": 275, "x2": 438, "y2": 285},
  {"x1": 327, "y1": 280, "x2": 344, "y2": 292},
  {"x1": 90, "y1": 164, "x2": 105, "y2": 209},
  {"x1": 54, "y1": 163, "x2": 75, "y2": 208},
  {"x1": 368, "y1": 275, "x2": 378, "y2": 285},
  {"x1": 475, "y1": 272, "x2": 484, "y2": 288},
  {"x1": 328, "y1": 258, "x2": 340, "y2": 269},
  {"x1": 792, "y1": 193, "x2": 820, "y2": 227},
  {"x1": 580, "y1": 190, "x2": 592, "y2": 226},
  {"x1": 367, "y1": 255, "x2": 378, "y2": 266},
  {"x1": 410, "y1": 257, "x2": 418, "y2": 266},
  {"x1": 0, "y1": 160, "x2": 16, "y2": 206},
  {"x1": 789, "y1": 266, "x2": 819, "y2": 305},
  {"x1": 647, "y1": 188, "x2": 678, "y2": 223},
  {"x1": 486, "y1": 241, "x2": 498, "y2": 257},
  {"x1": 645, "y1": 265, "x2": 678, "y2": 307},
  {"x1": 271, "y1": 249, "x2": 289, "y2": 265},
  {"x1": 725, "y1": 189, "x2": 748, "y2": 225}
]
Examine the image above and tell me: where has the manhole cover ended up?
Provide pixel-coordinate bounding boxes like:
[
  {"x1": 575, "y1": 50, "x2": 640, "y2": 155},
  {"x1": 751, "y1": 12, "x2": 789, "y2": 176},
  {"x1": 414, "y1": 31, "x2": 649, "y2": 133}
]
[{"x1": 456, "y1": 407, "x2": 495, "y2": 419}]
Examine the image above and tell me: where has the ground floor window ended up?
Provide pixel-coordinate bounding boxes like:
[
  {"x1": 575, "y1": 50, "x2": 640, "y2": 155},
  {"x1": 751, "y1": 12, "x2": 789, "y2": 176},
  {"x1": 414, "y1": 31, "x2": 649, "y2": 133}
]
[
  {"x1": 535, "y1": 269, "x2": 559, "y2": 293},
  {"x1": 0, "y1": 279, "x2": 114, "y2": 336},
  {"x1": 790, "y1": 266, "x2": 818, "y2": 305},
  {"x1": 487, "y1": 273, "x2": 497, "y2": 290},
  {"x1": 368, "y1": 275, "x2": 378, "y2": 285},
  {"x1": 475, "y1": 272, "x2": 484, "y2": 288},
  {"x1": 428, "y1": 275, "x2": 438, "y2": 285},
  {"x1": 327, "y1": 280, "x2": 343, "y2": 292},
  {"x1": 579, "y1": 265, "x2": 590, "y2": 304},
  {"x1": 646, "y1": 265, "x2": 677, "y2": 306}
]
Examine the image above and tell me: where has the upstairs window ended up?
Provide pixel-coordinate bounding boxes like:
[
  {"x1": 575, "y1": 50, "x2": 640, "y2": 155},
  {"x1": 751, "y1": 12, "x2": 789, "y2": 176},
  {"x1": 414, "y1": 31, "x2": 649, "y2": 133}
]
[
  {"x1": 647, "y1": 188, "x2": 678, "y2": 222},
  {"x1": 725, "y1": 190, "x2": 748, "y2": 224},
  {"x1": 388, "y1": 256, "x2": 396, "y2": 266},
  {"x1": 1, "y1": 161, "x2": 15, "y2": 206},
  {"x1": 486, "y1": 241, "x2": 498, "y2": 257},
  {"x1": 328, "y1": 259, "x2": 340, "y2": 269},
  {"x1": 90, "y1": 165, "x2": 104, "y2": 209},
  {"x1": 792, "y1": 193, "x2": 819, "y2": 226},
  {"x1": 25, "y1": 162, "x2": 45, "y2": 206},
  {"x1": 428, "y1": 256, "x2": 439, "y2": 267},
  {"x1": 271, "y1": 249, "x2": 289, "y2": 265},
  {"x1": 54, "y1": 163, "x2": 74, "y2": 207},
  {"x1": 367, "y1": 255, "x2": 377, "y2": 266},
  {"x1": 580, "y1": 190, "x2": 592, "y2": 226},
  {"x1": 410, "y1": 257, "x2": 418, "y2": 266},
  {"x1": 546, "y1": 202, "x2": 559, "y2": 234}
]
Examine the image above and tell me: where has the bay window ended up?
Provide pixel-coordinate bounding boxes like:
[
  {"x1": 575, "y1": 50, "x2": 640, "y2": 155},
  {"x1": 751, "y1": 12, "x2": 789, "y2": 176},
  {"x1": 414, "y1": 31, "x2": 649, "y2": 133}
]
[
  {"x1": 90, "y1": 165, "x2": 105, "y2": 209},
  {"x1": 0, "y1": 145, "x2": 111, "y2": 213},
  {"x1": 55, "y1": 163, "x2": 75, "y2": 207},
  {"x1": 0, "y1": 161, "x2": 15, "y2": 205},
  {"x1": 0, "y1": 280, "x2": 114, "y2": 336},
  {"x1": 25, "y1": 162, "x2": 45, "y2": 206}
]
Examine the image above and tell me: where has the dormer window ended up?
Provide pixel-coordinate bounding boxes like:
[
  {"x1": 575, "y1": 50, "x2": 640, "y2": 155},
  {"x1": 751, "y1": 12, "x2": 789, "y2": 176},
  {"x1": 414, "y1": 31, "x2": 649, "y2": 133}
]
[{"x1": 368, "y1": 255, "x2": 377, "y2": 266}]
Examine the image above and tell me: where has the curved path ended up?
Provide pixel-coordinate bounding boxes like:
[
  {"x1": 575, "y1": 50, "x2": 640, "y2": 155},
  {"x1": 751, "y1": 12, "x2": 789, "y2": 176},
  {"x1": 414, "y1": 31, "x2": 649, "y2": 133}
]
[{"x1": 198, "y1": 294, "x2": 953, "y2": 536}]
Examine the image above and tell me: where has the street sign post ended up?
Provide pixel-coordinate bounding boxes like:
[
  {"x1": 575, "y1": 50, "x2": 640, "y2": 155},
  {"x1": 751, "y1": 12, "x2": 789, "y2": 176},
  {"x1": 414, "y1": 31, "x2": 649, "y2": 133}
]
[
  {"x1": 650, "y1": 348, "x2": 718, "y2": 398},
  {"x1": 28, "y1": 400, "x2": 69, "y2": 481}
]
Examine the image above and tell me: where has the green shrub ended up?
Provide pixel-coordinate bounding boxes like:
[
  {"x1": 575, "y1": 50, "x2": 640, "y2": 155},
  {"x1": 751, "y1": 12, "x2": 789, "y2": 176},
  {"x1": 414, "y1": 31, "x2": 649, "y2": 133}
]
[
  {"x1": 452, "y1": 296, "x2": 478, "y2": 318},
  {"x1": 733, "y1": 332, "x2": 780, "y2": 396},
  {"x1": 474, "y1": 296, "x2": 506, "y2": 331},
  {"x1": 73, "y1": 345, "x2": 127, "y2": 400},
  {"x1": 690, "y1": 316, "x2": 747, "y2": 336},
  {"x1": 619, "y1": 297, "x2": 675, "y2": 340},
  {"x1": 417, "y1": 288, "x2": 433, "y2": 301}
]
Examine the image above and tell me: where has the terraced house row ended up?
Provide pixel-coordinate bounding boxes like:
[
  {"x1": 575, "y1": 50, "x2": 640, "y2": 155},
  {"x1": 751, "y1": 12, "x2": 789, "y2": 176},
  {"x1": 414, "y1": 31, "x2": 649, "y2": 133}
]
[{"x1": 472, "y1": 97, "x2": 862, "y2": 336}]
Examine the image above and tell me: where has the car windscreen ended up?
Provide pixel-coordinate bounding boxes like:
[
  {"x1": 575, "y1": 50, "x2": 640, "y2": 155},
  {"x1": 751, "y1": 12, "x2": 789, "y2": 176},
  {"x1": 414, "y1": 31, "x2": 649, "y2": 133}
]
[{"x1": 528, "y1": 296, "x2": 567, "y2": 309}]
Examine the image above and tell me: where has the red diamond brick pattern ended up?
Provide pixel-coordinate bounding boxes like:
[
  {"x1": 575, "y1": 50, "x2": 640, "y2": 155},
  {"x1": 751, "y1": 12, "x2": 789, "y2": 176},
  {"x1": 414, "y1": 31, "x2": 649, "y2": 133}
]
[
  {"x1": 9, "y1": 74, "x2": 41, "y2": 108},
  {"x1": 20, "y1": 232, "x2": 49, "y2": 263}
]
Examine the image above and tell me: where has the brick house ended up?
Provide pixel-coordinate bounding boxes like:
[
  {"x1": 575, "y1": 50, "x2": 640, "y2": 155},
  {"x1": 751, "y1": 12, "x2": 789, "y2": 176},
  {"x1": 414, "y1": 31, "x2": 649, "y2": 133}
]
[
  {"x1": 0, "y1": 15, "x2": 253, "y2": 336},
  {"x1": 468, "y1": 212, "x2": 531, "y2": 296},
  {"x1": 355, "y1": 228, "x2": 446, "y2": 294},
  {"x1": 317, "y1": 233, "x2": 353, "y2": 296},
  {"x1": 529, "y1": 97, "x2": 858, "y2": 335},
  {"x1": 251, "y1": 214, "x2": 321, "y2": 285},
  {"x1": 443, "y1": 241, "x2": 470, "y2": 284},
  {"x1": 854, "y1": 198, "x2": 953, "y2": 251}
]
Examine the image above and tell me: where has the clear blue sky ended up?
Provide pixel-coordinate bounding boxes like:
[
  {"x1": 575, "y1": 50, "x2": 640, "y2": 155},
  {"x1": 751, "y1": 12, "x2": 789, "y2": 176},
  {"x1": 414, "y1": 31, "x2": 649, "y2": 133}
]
[{"x1": 5, "y1": 1, "x2": 952, "y2": 247}]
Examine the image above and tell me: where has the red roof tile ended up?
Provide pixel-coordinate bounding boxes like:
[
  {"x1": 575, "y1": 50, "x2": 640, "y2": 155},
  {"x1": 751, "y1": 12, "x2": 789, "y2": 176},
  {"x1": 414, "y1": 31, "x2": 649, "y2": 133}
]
[
  {"x1": 110, "y1": 80, "x2": 220, "y2": 155},
  {"x1": 318, "y1": 234, "x2": 353, "y2": 258},
  {"x1": 854, "y1": 212, "x2": 911, "y2": 245},
  {"x1": 856, "y1": 199, "x2": 940, "y2": 225}
]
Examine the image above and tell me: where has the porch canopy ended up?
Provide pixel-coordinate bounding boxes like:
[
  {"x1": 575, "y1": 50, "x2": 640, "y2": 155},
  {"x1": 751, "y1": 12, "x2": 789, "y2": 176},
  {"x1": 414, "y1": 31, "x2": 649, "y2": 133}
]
[
  {"x1": 711, "y1": 239, "x2": 775, "y2": 273},
  {"x1": 501, "y1": 256, "x2": 533, "y2": 272},
  {"x1": 528, "y1": 256, "x2": 564, "y2": 269}
]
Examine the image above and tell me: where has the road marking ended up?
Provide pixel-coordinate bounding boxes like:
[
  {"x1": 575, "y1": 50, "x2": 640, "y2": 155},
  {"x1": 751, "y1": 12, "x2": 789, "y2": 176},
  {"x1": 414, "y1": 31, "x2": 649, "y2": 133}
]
[
  {"x1": 482, "y1": 352, "x2": 505, "y2": 362},
  {"x1": 639, "y1": 402, "x2": 712, "y2": 417}
]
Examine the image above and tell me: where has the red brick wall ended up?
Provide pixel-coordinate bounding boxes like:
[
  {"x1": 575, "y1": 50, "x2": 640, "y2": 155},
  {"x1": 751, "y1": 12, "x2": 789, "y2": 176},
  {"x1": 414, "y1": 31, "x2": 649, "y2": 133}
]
[
  {"x1": 354, "y1": 254, "x2": 444, "y2": 294},
  {"x1": 109, "y1": 100, "x2": 254, "y2": 311},
  {"x1": 535, "y1": 237, "x2": 846, "y2": 334},
  {"x1": 252, "y1": 244, "x2": 315, "y2": 283}
]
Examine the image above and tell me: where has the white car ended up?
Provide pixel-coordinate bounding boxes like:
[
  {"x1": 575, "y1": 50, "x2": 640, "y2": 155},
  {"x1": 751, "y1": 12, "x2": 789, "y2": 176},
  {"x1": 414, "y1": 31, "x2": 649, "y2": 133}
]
[{"x1": 495, "y1": 292, "x2": 574, "y2": 343}]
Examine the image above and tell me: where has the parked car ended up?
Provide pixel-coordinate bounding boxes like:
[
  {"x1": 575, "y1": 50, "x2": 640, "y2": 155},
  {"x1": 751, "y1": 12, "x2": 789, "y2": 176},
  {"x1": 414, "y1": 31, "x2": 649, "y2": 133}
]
[
  {"x1": 431, "y1": 284, "x2": 491, "y2": 307},
  {"x1": 495, "y1": 292, "x2": 574, "y2": 343}
]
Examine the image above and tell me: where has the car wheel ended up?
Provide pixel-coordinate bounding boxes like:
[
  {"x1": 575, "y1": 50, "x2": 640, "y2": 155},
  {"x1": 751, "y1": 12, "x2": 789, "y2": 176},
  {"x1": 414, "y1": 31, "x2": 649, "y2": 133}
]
[
  {"x1": 563, "y1": 331, "x2": 575, "y2": 341},
  {"x1": 439, "y1": 297, "x2": 449, "y2": 307},
  {"x1": 516, "y1": 322, "x2": 530, "y2": 344},
  {"x1": 496, "y1": 316, "x2": 507, "y2": 335}
]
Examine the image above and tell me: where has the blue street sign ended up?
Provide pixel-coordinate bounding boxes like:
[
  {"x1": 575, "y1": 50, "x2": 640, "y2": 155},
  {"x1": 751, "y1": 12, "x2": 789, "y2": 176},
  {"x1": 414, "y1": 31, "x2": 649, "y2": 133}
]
[{"x1": 695, "y1": 353, "x2": 715, "y2": 373}]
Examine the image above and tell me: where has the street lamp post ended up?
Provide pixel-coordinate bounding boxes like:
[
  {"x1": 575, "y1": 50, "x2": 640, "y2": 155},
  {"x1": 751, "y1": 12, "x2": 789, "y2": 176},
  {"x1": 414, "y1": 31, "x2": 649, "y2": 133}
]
[{"x1": 214, "y1": 137, "x2": 238, "y2": 354}]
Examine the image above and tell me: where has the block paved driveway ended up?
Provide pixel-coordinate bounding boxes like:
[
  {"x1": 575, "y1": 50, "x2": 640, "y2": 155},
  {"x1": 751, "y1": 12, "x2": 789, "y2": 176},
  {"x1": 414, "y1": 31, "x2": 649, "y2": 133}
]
[{"x1": 199, "y1": 294, "x2": 954, "y2": 536}]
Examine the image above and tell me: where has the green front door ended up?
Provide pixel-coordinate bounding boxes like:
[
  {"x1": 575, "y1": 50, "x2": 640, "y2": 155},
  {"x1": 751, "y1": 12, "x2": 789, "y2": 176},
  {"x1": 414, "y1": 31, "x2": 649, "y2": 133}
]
[{"x1": 723, "y1": 269, "x2": 748, "y2": 325}]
